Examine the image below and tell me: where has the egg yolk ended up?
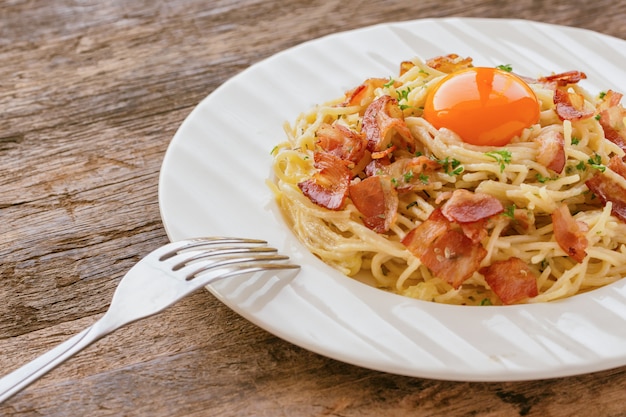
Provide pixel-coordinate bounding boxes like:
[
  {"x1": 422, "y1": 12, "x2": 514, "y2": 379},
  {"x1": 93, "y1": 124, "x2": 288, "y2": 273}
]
[{"x1": 423, "y1": 67, "x2": 540, "y2": 146}]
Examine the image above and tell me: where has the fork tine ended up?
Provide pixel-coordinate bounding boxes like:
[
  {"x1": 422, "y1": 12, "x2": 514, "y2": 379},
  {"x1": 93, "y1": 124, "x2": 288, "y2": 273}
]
[
  {"x1": 170, "y1": 246, "x2": 279, "y2": 271},
  {"x1": 158, "y1": 237, "x2": 268, "y2": 262},
  {"x1": 197, "y1": 262, "x2": 301, "y2": 282},
  {"x1": 158, "y1": 238, "x2": 299, "y2": 283},
  {"x1": 182, "y1": 254, "x2": 293, "y2": 281}
]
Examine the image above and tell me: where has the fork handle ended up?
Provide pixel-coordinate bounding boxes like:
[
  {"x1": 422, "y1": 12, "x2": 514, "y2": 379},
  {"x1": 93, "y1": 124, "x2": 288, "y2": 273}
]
[{"x1": 0, "y1": 323, "x2": 105, "y2": 403}]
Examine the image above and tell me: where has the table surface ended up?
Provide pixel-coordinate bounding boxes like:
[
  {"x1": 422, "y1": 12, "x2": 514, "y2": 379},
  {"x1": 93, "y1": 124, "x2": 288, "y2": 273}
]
[{"x1": 2, "y1": 1, "x2": 626, "y2": 415}]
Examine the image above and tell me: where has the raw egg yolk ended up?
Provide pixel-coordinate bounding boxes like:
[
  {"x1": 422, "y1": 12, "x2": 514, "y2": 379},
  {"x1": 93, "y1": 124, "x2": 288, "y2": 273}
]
[{"x1": 423, "y1": 67, "x2": 540, "y2": 146}]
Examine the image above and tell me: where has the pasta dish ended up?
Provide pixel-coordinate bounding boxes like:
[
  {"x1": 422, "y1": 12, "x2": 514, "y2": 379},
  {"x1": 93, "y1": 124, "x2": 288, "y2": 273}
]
[{"x1": 270, "y1": 54, "x2": 626, "y2": 305}]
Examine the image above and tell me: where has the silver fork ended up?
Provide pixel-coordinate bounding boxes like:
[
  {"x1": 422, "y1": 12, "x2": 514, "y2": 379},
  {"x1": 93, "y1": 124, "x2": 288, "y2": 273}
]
[{"x1": 0, "y1": 237, "x2": 300, "y2": 403}]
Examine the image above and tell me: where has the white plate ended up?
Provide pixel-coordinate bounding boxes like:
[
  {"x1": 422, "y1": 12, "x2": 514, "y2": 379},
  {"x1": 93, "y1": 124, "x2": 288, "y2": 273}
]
[{"x1": 158, "y1": 18, "x2": 626, "y2": 381}]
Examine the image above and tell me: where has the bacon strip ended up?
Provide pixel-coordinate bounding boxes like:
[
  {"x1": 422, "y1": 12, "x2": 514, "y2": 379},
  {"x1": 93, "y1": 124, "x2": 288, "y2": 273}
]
[
  {"x1": 420, "y1": 230, "x2": 487, "y2": 289},
  {"x1": 399, "y1": 60, "x2": 415, "y2": 76},
  {"x1": 538, "y1": 70, "x2": 587, "y2": 86},
  {"x1": 370, "y1": 155, "x2": 441, "y2": 192},
  {"x1": 608, "y1": 155, "x2": 626, "y2": 178},
  {"x1": 459, "y1": 221, "x2": 488, "y2": 245},
  {"x1": 316, "y1": 123, "x2": 367, "y2": 166},
  {"x1": 534, "y1": 129, "x2": 565, "y2": 173},
  {"x1": 364, "y1": 157, "x2": 390, "y2": 177},
  {"x1": 402, "y1": 208, "x2": 487, "y2": 289},
  {"x1": 441, "y1": 189, "x2": 504, "y2": 224},
  {"x1": 298, "y1": 152, "x2": 351, "y2": 210},
  {"x1": 401, "y1": 208, "x2": 450, "y2": 258},
  {"x1": 586, "y1": 159, "x2": 626, "y2": 222},
  {"x1": 551, "y1": 204, "x2": 588, "y2": 263},
  {"x1": 343, "y1": 78, "x2": 392, "y2": 108},
  {"x1": 362, "y1": 95, "x2": 415, "y2": 155},
  {"x1": 425, "y1": 54, "x2": 473, "y2": 74},
  {"x1": 597, "y1": 90, "x2": 626, "y2": 152},
  {"x1": 553, "y1": 88, "x2": 594, "y2": 121},
  {"x1": 480, "y1": 258, "x2": 538, "y2": 305},
  {"x1": 349, "y1": 175, "x2": 398, "y2": 233}
]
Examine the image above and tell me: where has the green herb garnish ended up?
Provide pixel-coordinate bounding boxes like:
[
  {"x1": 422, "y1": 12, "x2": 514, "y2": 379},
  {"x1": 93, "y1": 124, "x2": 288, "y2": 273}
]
[
  {"x1": 496, "y1": 64, "x2": 513, "y2": 72},
  {"x1": 434, "y1": 156, "x2": 464, "y2": 176},
  {"x1": 485, "y1": 150, "x2": 512, "y2": 172},
  {"x1": 587, "y1": 153, "x2": 606, "y2": 172},
  {"x1": 502, "y1": 204, "x2": 516, "y2": 219}
]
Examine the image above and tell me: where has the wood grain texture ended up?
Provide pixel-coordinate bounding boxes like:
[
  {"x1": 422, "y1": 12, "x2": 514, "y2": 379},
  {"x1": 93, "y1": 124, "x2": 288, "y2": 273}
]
[{"x1": 1, "y1": 0, "x2": 625, "y2": 415}]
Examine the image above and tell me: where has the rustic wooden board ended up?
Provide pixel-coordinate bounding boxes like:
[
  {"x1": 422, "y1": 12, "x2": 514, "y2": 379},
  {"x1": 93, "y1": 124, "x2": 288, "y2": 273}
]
[{"x1": 1, "y1": 0, "x2": 625, "y2": 415}]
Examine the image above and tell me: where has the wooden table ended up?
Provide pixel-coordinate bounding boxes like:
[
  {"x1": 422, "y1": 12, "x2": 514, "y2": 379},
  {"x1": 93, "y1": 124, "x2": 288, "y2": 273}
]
[{"x1": 1, "y1": 1, "x2": 625, "y2": 415}]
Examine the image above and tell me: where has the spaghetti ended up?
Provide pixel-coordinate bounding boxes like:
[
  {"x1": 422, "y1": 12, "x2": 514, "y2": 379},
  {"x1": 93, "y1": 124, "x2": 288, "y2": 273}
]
[{"x1": 270, "y1": 54, "x2": 626, "y2": 305}]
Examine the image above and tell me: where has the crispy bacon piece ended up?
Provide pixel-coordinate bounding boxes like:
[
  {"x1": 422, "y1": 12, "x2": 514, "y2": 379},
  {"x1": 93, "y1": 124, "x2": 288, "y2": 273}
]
[
  {"x1": 512, "y1": 208, "x2": 534, "y2": 230},
  {"x1": 402, "y1": 208, "x2": 487, "y2": 288},
  {"x1": 399, "y1": 60, "x2": 415, "y2": 76},
  {"x1": 401, "y1": 208, "x2": 450, "y2": 258},
  {"x1": 371, "y1": 145, "x2": 396, "y2": 160},
  {"x1": 599, "y1": 89, "x2": 624, "y2": 108},
  {"x1": 371, "y1": 155, "x2": 441, "y2": 192},
  {"x1": 316, "y1": 123, "x2": 367, "y2": 166},
  {"x1": 420, "y1": 230, "x2": 487, "y2": 289},
  {"x1": 480, "y1": 258, "x2": 538, "y2": 305},
  {"x1": 364, "y1": 157, "x2": 390, "y2": 177},
  {"x1": 298, "y1": 152, "x2": 351, "y2": 210},
  {"x1": 553, "y1": 88, "x2": 594, "y2": 121},
  {"x1": 426, "y1": 54, "x2": 473, "y2": 74},
  {"x1": 441, "y1": 189, "x2": 504, "y2": 224},
  {"x1": 538, "y1": 70, "x2": 587, "y2": 87},
  {"x1": 536, "y1": 71, "x2": 593, "y2": 122},
  {"x1": 551, "y1": 204, "x2": 588, "y2": 263},
  {"x1": 349, "y1": 175, "x2": 398, "y2": 233},
  {"x1": 343, "y1": 78, "x2": 392, "y2": 108},
  {"x1": 362, "y1": 95, "x2": 415, "y2": 154},
  {"x1": 597, "y1": 90, "x2": 626, "y2": 152},
  {"x1": 459, "y1": 221, "x2": 488, "y2": 245},
  {"x1": 586, "y1": 159, "x2": 626, "y2": 222},
  {"x1": 608, "y1": 155, "x2": 626, "y2": 178},
  {"x1": 534, "y1": 129, "x2": 565, "y2": 173}
]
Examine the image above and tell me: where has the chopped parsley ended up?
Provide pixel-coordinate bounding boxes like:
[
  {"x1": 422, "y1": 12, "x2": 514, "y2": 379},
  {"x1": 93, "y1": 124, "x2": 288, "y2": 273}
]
[
  {"x1": 383, "y1": 77, "x2": 395, "y2": 88},
  {"x1": 406, "y1": 201, "x2": 418, "y2": 209},
  {"x1": 397, "y1": 87, "x2": 411, "y2": 102},
  {"x1": 485, "y1": 150, "x2": 512, "y2": 172},
  {"x1": 496, "y1": 64, "x2": 513, "y2": 72},
  {"x1": 571, "y1": 136, "x2": 581, "y2": 145},
  {"x1": 502, "y1": 204, "x2": 516, "y2": 219},
  {"x1": 587, "y1": 153, "x2": 606, "y2": 172},
  {"x1": 397, "y1": 88, "x2": 413, "y2": 111},
  {"x1": 536, "y1": 173, "x2": 556, "y2": 183},
  {"x1": 435, "y1": 156, "x2": 464, "y2": 176}
]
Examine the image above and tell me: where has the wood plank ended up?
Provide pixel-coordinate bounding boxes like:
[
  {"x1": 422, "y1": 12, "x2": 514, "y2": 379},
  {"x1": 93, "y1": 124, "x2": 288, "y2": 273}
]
[{"x1": 1, "y1": 0, "x2": 625, "y2": 415}]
